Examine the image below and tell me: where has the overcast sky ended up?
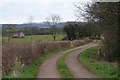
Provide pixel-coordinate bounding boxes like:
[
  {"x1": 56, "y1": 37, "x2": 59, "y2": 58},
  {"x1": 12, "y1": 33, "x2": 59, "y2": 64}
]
[{"x1": 0, "y1": 0, "x2": 91, "y2": 24}]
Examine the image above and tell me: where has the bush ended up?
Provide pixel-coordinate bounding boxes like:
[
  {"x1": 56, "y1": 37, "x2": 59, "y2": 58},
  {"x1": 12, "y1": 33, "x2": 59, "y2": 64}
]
[
  {"x1": 2, "y1": 40, "x2": 89, "y2": 75},
  {"x1": 64, "y1": 23, "x2": 100, "y2": 41},
  {"x1": 2, "y1": 41, "x2": 70, "y2": 75}
]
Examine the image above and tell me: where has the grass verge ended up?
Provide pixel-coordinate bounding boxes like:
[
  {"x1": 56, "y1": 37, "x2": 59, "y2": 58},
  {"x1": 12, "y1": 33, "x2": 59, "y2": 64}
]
[
  {"x1": 57, "y1": 47, "x2": 82, "y2": 79},
  {"x1": 79, "y1": 47, "x2": 118, "y2": 78},
  {"x1": 57, "y1": 51, "x2": 74, "y2": 78},
  {"x1": 56, "y1": 42, "x2": 93, "y2": 79}
]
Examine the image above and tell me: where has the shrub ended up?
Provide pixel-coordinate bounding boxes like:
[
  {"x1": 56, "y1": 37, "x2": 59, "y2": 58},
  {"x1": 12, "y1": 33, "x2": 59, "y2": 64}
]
[{"x1": 2, "y1": 40, "x2": 89, "y2": 75}]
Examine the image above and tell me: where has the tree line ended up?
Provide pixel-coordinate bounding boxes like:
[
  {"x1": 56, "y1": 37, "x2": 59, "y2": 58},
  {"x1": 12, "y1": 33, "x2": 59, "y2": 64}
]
[
  {"x1": 74, "y1": 2, "x2": 118, "y2": 62},
  {"x1": 64, "y1": 22, "x2": 101, "y2": 40}
]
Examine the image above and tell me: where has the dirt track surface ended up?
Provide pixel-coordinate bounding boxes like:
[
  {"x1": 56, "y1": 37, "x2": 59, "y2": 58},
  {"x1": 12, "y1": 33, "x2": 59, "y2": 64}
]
[
  {"x1": 36, "y1": 51, "x2": 62, "y2": 78},
  {"x1": 66, "y1": 43, "x2": 98, "y2": 78},
  {"x1": 36, "y1": 45, "x2": 83, "y2": 78},
  {"x1": 36, "y1": 42, "x2": 98, "y2": 78}
]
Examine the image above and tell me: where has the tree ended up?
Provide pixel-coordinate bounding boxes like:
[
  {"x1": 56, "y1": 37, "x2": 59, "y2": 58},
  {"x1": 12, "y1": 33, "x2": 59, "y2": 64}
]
[
  {"x1": 46, "y1": 14, "x2": 61, "y2": 41},
  {"x1": 64, "y1": 23, "x2": 79, "y2": 40},
  {"x1": 64, "y1": 22, "x2": 100, "y2": 41},
  {"x1": 28, "y1": 16, "x2": 34, "y2": 42},
  {"x1": 75, "y1": 2, "x2": 118, "y2": 62}
]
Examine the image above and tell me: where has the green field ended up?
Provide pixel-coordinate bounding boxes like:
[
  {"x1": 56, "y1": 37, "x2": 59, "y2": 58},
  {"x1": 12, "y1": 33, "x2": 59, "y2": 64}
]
[{"x1": 2, "y1": 34, "x2": 66, "y2": 44}]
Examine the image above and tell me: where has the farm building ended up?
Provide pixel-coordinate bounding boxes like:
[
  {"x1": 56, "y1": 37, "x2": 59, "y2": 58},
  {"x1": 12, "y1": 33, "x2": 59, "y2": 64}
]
[{"x1": 12, "y1": 32, "x2": 25, "y2": 38}]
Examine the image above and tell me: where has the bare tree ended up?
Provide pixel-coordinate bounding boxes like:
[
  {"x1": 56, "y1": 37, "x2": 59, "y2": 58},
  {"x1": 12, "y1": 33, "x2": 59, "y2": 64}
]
[
  {"x1": 46, "y1": 14, "x2": 61, "y2": 41},
  {"x1": 28, "y1": 16, "x2": 34, "y2": 42}
]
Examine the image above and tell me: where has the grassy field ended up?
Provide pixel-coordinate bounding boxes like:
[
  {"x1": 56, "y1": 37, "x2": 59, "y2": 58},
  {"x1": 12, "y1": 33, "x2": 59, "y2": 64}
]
[
  {"x1": 79, "y1": 47, "x2": 118, "y2": 78},
  {"x1": 2, "y1": 34, "x2": 66, "y2": 44}
]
